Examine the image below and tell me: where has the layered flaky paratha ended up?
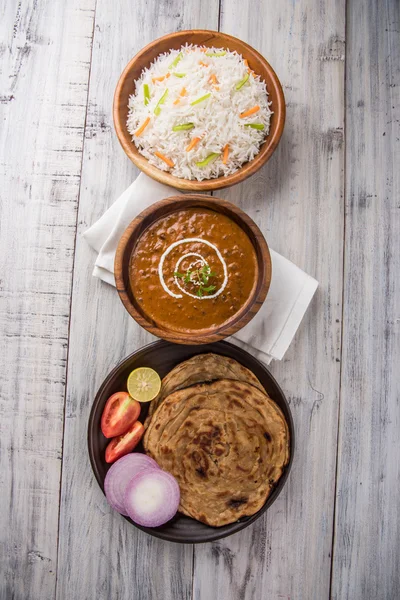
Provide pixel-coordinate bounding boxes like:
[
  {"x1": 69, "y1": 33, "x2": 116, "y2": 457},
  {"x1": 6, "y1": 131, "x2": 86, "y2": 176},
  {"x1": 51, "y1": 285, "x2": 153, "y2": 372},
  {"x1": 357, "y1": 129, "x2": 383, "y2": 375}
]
[
  {"x1": 144, "y1": 379, "x2": 290, "y2": 527},
  {"x1": 145, "y1": 353, "x2": 265, "y2": 428}
]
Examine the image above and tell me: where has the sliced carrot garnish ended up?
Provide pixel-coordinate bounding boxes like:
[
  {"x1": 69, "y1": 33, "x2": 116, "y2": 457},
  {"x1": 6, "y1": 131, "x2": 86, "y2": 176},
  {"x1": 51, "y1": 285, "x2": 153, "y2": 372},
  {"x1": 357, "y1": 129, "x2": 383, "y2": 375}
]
[
  {"x1": 209, "y1": 73, "x2": 218, "y2": 85},
  {"x1": 152, "y1": 73, "x2": 170, "y2": 83},
  {"x1": 134, "y1": 117, "x2": 150, "y2": 136},
  {"x1": 239, "y1": 105, "x2": 260, "y2": 118},
  {"x1": 214, "y1": 86, "x2": 220, "y2": 91},
  {"x1": 174, "y1": 87, "x2": 187, "y2": 105},
  {"x1": 154, "y1": 151, "x2": 174, "y2": 167},
  {"x1": 199, "y1": 61, "x2": 209, "y2": 67},
  {"x1": 173, "y1": 88, "x2": 187, "y2": 104},
  {"x1": 243, "y1": 59, "x2": 255, "y2": 75},
  {"x1": 186, "y1": 136, "x2": 202, "y2": 152},
  {"x1": 222, "y1": 144, "x2": 229, "y2": 164}
]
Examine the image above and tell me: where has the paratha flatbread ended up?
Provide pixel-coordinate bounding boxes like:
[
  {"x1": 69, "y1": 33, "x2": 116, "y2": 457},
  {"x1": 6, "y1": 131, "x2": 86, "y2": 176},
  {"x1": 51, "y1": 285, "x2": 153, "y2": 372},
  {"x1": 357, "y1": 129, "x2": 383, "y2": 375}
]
[
  {"x1": 145, "y1": 353, "x2": 265, "y2": 428},
  {"x1": 144, "y1": 379, "x2": 290, "y2": 527}
]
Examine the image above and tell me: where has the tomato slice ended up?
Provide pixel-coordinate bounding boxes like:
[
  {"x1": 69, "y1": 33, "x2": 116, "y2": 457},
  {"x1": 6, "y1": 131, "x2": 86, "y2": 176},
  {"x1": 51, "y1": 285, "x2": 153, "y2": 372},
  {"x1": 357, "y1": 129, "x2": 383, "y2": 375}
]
[
  {"x1": 105, "y1": 421, "x2": 145, "y2": 464},
  {"x1": 101, "y1": 391, "x2": 141, "y2": 438}
]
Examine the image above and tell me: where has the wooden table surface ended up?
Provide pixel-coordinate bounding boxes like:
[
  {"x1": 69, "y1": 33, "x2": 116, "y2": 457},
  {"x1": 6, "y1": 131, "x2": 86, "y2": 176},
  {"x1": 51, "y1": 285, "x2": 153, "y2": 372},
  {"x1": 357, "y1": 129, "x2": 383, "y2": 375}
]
[{"x1": 1, "y1": 1, "x2": 399, "y2": 599}]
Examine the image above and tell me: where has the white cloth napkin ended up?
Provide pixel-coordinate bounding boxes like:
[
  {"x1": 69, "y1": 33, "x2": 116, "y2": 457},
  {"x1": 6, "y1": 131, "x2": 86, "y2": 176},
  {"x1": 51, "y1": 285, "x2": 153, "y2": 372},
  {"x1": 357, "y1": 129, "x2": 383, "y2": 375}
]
[{"x1": 84, "y1": 173, "x2": 318, "y2": 364}]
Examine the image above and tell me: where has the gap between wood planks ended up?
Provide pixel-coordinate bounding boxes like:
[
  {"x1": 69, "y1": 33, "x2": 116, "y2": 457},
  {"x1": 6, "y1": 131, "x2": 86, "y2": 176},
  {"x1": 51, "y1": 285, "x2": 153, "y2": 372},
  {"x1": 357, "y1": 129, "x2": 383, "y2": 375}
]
[
  {"x1": 329, "y1": 0, "x2": 347, "y2": 597},
  {"x1": 53, "y1": 1, "x2": 99, "y2": 596}
]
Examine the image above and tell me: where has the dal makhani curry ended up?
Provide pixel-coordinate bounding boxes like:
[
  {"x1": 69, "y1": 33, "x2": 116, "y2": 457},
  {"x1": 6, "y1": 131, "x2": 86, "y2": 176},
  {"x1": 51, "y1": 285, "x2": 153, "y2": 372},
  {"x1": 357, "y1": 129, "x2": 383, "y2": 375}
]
[{"x1": 129, "y1": 207, "x2": 258, "y2": 331}]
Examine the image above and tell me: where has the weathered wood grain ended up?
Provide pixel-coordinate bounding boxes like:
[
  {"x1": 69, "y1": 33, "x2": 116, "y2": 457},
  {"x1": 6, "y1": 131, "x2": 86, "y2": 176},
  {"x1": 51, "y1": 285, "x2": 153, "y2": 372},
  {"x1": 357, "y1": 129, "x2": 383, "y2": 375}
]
[
  {"x1": 0, "y1": 1, "x2": 95, "y2": 599},
  {"x1": 55, "y1": 1, "x2": 219, "y2": 599},
  {"x1": 331, "y1": 1, "x2": 400, "y2": 598},
  {"x1": 2, "y1": 0, "x2": 397, "y2": 598},
  {"x1": 193, "y1": 1, "x2": 345, "y2": 599}
]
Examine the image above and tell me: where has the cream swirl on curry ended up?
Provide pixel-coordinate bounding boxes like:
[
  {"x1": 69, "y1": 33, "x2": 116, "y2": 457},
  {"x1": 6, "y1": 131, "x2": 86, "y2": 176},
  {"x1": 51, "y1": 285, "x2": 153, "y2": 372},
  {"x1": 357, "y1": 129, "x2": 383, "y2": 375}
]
[
  {"x1": 129, "y1": 208, "x2": 258, "y2": 332},
  {"x1": 158, "y1": 238, "x2": 228, "y2": 300}
]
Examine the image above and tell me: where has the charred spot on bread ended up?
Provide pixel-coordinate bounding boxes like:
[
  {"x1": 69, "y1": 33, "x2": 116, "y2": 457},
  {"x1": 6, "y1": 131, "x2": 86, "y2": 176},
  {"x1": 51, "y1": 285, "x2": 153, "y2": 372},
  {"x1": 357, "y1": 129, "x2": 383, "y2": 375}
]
[{"x1": 228, "y1": 497, "x2": 248, "y2": 509}]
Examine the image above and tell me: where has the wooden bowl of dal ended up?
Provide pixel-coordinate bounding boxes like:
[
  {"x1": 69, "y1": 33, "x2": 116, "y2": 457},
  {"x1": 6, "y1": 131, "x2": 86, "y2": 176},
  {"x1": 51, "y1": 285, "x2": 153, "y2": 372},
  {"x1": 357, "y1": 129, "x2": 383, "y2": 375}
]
[
  {"x1": 113, "y1": 30, "x2": 285, "y2": 191},
  {"x1": 115, "y1": 195, "x2": 271, "y2": 345}
]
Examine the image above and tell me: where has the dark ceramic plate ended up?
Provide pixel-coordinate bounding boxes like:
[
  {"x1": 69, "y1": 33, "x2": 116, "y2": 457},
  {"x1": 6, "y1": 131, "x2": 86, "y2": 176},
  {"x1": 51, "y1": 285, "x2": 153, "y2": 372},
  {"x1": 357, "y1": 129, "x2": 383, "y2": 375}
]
[{"x1": 88, "y1": 340, "x2": 294, "y2": 543}]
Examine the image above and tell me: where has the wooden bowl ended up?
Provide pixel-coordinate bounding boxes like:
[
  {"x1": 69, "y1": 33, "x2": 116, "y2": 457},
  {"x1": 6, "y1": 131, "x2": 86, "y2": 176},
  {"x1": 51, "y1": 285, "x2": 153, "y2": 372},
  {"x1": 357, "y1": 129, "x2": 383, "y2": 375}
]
[
  {"x1": 114, "y1": 194, "x2": 272, "y2": 344},
  {"x1": 113, "y1": 30, "x2": 285, "y2": 191},
  {"x1": 88, "y1": 340, "x2": 294, "y2": 543}
]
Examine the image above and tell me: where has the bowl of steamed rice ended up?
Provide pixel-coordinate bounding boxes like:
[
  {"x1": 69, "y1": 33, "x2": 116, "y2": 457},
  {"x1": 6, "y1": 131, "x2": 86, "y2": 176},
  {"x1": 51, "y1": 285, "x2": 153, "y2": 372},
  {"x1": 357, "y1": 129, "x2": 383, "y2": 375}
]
[{"x1": 113, "y1": 30, "x2": 285, "y2": 191}]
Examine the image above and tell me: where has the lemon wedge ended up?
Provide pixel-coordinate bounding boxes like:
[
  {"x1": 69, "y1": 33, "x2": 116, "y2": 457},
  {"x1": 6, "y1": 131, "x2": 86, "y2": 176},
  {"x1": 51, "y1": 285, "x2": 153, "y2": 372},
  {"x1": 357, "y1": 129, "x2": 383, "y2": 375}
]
[{"x1": 127, "y1": 368, "x2": 161, "y2": 403}]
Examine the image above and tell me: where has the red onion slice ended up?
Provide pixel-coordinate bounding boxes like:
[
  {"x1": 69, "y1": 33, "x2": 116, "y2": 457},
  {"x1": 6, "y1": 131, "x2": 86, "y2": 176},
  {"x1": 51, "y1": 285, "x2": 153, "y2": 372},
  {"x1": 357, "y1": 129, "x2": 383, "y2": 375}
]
[
  {"x1": 124, "y1": 469, "x2": 180, "y2": 527},
  {"x1": 104, "y1": 453, "x2": 160, "y2": 516}
]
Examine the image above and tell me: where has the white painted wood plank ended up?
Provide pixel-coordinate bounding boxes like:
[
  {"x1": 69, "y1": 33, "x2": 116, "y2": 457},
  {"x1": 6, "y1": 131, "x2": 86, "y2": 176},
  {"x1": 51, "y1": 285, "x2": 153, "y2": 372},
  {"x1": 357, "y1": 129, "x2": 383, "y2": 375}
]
[
  {"x1": 0, "y1": 1, "x2": 95, "y2": 599},
  {"x1": 331, "y1": 1, "x2": 400, "y2": 598},
  {"x1": 193, "y1": 1, "x2": 345, "y2": 599},
  {"x1": 55, "y1": 2, "x2": 219, "y2": 599}
]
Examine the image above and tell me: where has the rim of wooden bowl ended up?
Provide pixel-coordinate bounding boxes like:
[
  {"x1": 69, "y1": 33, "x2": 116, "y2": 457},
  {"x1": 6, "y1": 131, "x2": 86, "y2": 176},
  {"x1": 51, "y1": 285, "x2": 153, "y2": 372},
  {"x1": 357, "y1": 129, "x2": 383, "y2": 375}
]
[
  {"x1": 113, "y1": 29, "x2": 285, "y2": 191},
  {"x1": 114, "y1": 195, "x2": 272, "y2": 345}
]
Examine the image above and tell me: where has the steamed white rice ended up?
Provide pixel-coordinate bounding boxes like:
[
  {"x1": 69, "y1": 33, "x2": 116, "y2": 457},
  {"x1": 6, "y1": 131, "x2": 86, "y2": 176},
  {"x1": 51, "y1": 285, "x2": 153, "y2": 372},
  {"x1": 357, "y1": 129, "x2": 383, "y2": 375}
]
[{"x1": 127, "y1": 44, "x2": 272, "y2": 181}]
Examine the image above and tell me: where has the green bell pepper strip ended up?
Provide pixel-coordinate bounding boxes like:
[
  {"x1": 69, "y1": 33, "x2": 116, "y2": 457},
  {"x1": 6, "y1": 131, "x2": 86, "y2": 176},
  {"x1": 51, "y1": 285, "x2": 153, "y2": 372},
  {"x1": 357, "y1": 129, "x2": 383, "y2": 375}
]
[
  {"x1": 169, "y1": 52, "x2": 183, "y2": 69},
  {"x1": 172, "y1": 123, "x2": 195, "y2": 131},
  {"x1": 154, "y1": 89, "x2": 168, "y2": 115},
  {"x1": 205, "y1": 51, "x2": 227, "y2": 57},
  {"x1": 196, "y1": 153, "x2": 220, "y2": 167},
  {"x1": 235, "y1": 72, "x2": 250, "y2": 90},
  {"x1": 143, "y1": 84, "x2": 150, "y2": 106},
  {"x1": 244, "y1": 123, "x2": 265, "y2": 130},
  {"x1": 190, "y1": 92, "x2": 211, "y2": 106}
]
